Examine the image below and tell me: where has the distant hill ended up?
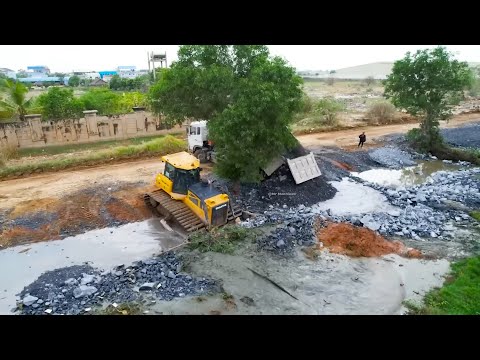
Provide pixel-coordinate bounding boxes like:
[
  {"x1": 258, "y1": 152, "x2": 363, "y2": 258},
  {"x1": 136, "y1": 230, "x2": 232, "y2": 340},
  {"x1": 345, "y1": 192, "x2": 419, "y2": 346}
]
[{"x1": 300, "y1": 62, "x2": 480, "y2": 80}]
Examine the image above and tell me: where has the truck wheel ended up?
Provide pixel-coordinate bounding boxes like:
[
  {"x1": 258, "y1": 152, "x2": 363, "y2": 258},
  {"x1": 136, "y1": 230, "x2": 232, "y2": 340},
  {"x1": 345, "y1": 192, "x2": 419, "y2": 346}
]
[{"x1": 194, "y1": 149, "x2": 208, "y2": 163}]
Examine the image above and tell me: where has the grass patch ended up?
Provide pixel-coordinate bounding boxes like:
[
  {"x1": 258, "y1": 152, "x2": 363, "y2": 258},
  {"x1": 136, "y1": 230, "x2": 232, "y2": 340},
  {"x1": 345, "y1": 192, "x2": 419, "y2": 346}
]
[
  {"x1": 17, "y1": 132, "x2": 183, "y2": 157},
  {"x1": 431, "y1": 145, "x2": 480, "y2": 165},
  {"x1": 470, "y1": 211, "x2": 480, "y2": 222},
  {"x1": 404, "y1": 256, "x2": 480, "y2": 315},
  {"x1": 188, "y1": 225, "x2": 256, "y2": 254},
  {"x1": 93, "y1": 302, "x2": 144, "y2": 315},
  {"x1": 0, "y1": 135, "x2": 186, "y2": 180}
]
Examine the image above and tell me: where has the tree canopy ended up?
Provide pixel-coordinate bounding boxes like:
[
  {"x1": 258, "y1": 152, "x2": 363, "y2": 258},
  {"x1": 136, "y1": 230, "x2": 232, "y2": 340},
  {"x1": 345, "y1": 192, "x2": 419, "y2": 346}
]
[
  {"x1": 37, "y1": 87, "x2": 84, "y2": 121},
  {"x1": 68, "y1": 75, "x2": 81, "y2": 87},
  {"x1": 0, "y1": 79, "x2": 33, "y2": 121},
  {"x1": 384, "y1": 46, "x2": 472, "y2": 150},
  {"x1": 149, "y1": 45, "x2": 303, "y2": 182}
]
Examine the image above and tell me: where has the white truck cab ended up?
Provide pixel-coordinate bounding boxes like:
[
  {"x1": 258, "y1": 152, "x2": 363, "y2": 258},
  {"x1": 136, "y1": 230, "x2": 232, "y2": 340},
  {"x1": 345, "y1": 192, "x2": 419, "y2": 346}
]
[
  {"x1": 186, "y1": 120, "x2": 208, "y2": 153},
  {"x1": 186, "y1": 120, "x2": 215, "y2": 163}
]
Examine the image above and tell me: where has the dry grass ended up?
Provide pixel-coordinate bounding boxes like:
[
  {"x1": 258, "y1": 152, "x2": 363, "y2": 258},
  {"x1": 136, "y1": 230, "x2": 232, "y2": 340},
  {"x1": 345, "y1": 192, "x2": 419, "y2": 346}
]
[
  {"x1": 0, "y1": 143, "x2": 20, "y2": 167},
  {"x1": 366, "y1": 101, "x2": 397, "y2": 125}
]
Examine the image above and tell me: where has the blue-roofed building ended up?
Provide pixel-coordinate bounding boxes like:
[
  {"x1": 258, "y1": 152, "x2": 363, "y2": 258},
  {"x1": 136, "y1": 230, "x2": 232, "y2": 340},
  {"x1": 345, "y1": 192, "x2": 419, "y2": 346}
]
[
  {"x1": 27, "y1": 66, "x2": 50, "y2": 77},
  {"x1": 98, "y1": 71, "x2": 117, "y2": 82},
  {"x1": 18, "y1": 76, "x2": 68, "y2": 85}
]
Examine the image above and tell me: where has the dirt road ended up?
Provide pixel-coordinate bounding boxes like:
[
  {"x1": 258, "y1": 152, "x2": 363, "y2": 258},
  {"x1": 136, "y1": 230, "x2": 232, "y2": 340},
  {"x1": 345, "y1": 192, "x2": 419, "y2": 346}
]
[
  {"x1": 1, "y1": 115, "x2": 479, "y2": 212},
  {"x1": 298, "y1": 113, "x2": 480, "y2": 149}
]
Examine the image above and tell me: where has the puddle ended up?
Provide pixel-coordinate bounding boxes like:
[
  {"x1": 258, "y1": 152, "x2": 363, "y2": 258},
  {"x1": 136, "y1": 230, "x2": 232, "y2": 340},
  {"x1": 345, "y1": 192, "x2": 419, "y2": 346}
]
[
  {"x1": 311, "y1": 178, "x2": 401, "y2": 216},
  {"x1": 0, "y1": 219, "x2": 184, "y2": 314},
  {"x1": 154, "y1": 249, "x2": 450, "y2": 315},
  {"x1": 351, "y1": 160, "x2": 462, "y2": 188}
]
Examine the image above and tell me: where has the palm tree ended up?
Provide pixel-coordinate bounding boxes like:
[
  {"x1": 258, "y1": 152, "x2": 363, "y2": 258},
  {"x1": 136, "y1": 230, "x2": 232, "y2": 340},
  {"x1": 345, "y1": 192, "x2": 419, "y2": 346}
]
[{"x1": 0, "y1": 79, "x2": 32, "y2": 121}]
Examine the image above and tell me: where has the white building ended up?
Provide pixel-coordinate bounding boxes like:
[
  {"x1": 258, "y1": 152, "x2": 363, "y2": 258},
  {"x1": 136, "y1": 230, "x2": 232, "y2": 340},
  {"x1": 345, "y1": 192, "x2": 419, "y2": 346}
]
[{"x1": 117, "y1": 66, "x2": 138, "y2": 79}]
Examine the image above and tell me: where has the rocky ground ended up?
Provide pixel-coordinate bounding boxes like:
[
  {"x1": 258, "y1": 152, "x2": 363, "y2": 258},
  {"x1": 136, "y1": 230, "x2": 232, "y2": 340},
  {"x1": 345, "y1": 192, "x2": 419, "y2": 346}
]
[
  {"x1": 8, "y1": 121, "x2": 480, "y2": 315},
  {"x1": 16, "y1": 253, "x2": 220, "y2": 315},
  {"x1": 441, "y1": 123, "x2": 480, "y2": 148}
]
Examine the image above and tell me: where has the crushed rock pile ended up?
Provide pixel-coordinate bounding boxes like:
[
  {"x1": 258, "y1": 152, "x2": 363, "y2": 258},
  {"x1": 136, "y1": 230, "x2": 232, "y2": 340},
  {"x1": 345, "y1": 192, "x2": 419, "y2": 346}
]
[
  {"x1": 237, "y1": 164, "x2": 336, "y2": 212},
  {"x1": 16, "y1": 253, "x2": 220, "y2": 315},
  {"x1": 368, "y1": 146, "x2": 417, "y2": 169},
  {"x1": 256, "y1": 213, "x2": 317, "y2": 256}
]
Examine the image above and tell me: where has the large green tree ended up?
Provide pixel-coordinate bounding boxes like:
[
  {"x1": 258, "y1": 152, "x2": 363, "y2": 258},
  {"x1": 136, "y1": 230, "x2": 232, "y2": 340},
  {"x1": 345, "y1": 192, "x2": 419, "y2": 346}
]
[
  {"x1": 79, "y1": 88, "x2": 124, "y2": 115},
  {"x1": 37, "y1": 87, "x2": 84, "y2": 121},
  {"x1": 149, "y1": 45, "x2": 303, "y2": 182},
  {"x1": 0, "y1": 79, "x2": 33, "y2": 121},
  {"x1": 384, "y1": 46, "x2": 472, "y2": 151},
  {"x1": 68, "y1": 75, "x2": 81, "y2": 87}
]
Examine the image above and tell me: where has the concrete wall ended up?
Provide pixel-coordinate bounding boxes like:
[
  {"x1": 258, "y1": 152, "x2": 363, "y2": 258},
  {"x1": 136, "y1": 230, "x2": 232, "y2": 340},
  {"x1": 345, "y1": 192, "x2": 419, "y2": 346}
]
[{"x1": 0, "y1": 110, "x2": 182, "y2": 149}]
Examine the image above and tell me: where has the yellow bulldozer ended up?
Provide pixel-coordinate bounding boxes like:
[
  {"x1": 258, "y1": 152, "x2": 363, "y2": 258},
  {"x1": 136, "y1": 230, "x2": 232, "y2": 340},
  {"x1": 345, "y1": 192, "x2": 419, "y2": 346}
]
[{"x1": 144, "y1": 151, "x2": 242, "y2": 233}]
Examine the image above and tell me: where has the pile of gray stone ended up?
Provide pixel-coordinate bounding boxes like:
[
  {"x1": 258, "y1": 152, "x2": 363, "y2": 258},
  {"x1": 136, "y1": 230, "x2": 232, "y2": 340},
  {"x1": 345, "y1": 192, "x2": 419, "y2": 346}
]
[
  {"x1": 368, "y1": 146, "x2": 417, "y2": 169},
  {"x1": 16, "y1": 253, "x2": 219, "y2": 315}
]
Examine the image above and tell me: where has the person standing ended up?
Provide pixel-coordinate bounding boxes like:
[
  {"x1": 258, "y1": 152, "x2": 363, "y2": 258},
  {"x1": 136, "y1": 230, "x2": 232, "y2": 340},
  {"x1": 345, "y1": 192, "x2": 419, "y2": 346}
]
[{"x1": 358, "y1": 132, "x2": 366, "y2": 148}]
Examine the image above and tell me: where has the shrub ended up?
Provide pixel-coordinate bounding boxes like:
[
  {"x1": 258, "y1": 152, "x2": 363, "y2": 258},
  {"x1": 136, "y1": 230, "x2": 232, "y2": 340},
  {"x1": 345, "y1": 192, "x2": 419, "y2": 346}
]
[
  {"x1": 326, "y1": 77, "x2": 335, "y2": 86},
  {"x1": 314, "y1": 98, "x2": 345, "y2": 125},
  {"x1": 367, "y1": 101, "x2": 396, "y2": 124},
  {"x1": 188, "y1": 225, "x2": 255, "y2": 254}
]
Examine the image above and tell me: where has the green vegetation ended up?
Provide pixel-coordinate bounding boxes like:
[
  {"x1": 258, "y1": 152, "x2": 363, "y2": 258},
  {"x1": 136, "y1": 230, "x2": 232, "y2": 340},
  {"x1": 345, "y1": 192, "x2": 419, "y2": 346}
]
[
  {"x1": 37, "y1": 87, "x2": 84, "y2": 120},
  {"x1": 188, "y1": 225, "x2": 256, "y2": 254},
  {"x1": 16, "y1": 133, "x2": 181, "y2": 158},
  {"x1": 0, "y1": 79, "x2": 37, "y2": 121},
  {"x1": 109, "y1": 74, "x2": 150, "y2": 92},
  {"x1": 366, "y1": 100, "x2": 397, "y2": 124},
  {"x1": 149, "y1": 45, "x2": 303, "y2": 183},
  {"x1": 470, "y1": 211, "x2": 480, "y2": 222},
  {"x1": 292, "y1": 96, "x2": 347, "y2": 134},
  {"x1": 384, "y1": 46, "x2": 472, "y2": 152},
  {"x1": 68, "y1": 75, "x2": 81, "y2": 87},
  {"x1": 404, "y1": 256, "x2": 480, "y2": 315},
  {"x1": 0, "y1": 135, "x2": 186, "y2": 179},
  {"x1": 93, "y1": 302, "x2": 144, "y2": 315}
]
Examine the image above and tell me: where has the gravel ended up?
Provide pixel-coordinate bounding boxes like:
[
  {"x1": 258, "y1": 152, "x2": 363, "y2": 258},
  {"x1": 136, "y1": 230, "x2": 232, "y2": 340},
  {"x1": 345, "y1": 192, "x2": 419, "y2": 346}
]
[
  {"x1": 338, "y1": 167, "x2": 480, "y2": 240},
  {"x1": 441, "y1": 122, "x2": 480, "y2": 148},
  {"x1": 368, "y1": 146, "x2": 417, "y2": 169},
  {"x1": 242, "y1": 205, "x2": 317, "y2": 256},
  {"x1": 232, "y1": 164, "x2": 336, "y2": 213},
  {"x1": 16, "y1": 253, "x2": 220, "y2": 315}
]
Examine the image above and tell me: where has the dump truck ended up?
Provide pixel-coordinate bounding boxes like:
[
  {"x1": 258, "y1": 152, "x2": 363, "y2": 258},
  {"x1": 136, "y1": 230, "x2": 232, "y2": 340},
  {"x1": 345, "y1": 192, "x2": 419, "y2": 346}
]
[
  {"x1": 186, "y1": 120, "x2": 214, "y2": 163},
  {"x1": 144, "y1": 151, "x2": 242, "y2": 233}
]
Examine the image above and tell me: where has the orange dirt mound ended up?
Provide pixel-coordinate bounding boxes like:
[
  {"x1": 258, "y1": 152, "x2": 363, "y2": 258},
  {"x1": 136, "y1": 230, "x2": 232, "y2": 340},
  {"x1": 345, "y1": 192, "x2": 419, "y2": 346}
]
[
  {"x1": 330, "y1": 160, "x2": 354, "y2": 171},
  {"x1": 316, "y1": 222, "x2": 422, "y2": 258}
]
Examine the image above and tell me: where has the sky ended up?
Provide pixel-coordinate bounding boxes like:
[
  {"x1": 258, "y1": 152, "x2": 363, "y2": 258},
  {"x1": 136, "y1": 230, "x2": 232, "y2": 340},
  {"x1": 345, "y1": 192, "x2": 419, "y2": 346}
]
[{"x1": 0, "y1": 45, "x2": 478, "y2": 73}]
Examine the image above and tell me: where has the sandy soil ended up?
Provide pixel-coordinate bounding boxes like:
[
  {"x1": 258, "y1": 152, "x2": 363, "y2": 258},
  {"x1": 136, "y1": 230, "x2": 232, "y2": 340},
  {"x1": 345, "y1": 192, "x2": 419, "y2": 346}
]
[{"x1": 298, "y1": 113, "x2": 480, "y2": 150}]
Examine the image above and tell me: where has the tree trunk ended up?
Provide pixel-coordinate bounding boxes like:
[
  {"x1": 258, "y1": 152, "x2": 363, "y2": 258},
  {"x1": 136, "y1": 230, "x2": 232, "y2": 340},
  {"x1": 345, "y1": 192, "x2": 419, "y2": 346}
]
[{"x1": 232, "y1": 181, "x2": 241, "y2": 195}]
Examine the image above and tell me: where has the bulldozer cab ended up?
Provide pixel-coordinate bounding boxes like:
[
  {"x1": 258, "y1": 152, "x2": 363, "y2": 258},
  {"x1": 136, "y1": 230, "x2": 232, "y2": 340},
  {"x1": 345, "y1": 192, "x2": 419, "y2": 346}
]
[
  {"x1": 165, "y1": 163, "x2": 200, "y2": 194},
  {"x1": 157, "y1": 152, "x2": 201, "y2": 196}
]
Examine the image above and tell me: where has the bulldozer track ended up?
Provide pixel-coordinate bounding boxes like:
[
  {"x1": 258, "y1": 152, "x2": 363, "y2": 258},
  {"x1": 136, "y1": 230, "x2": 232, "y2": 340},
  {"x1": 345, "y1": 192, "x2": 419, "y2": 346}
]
[{"x1": 143, "y1": 189, "x2": 243, "y2": 233}]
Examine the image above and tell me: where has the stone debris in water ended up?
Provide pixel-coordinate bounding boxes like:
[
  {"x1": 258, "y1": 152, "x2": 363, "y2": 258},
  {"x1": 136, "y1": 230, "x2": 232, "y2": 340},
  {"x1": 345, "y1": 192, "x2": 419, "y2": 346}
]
[
  {"x1": 346, "y1": 167, "x2": 480, "y2": 239},
  {"x1": 316, "y1": 221, "x2": 422, "y2": 258},
  {"x1": 16, "y1": 253, "x2": 220, "y2": 315}
]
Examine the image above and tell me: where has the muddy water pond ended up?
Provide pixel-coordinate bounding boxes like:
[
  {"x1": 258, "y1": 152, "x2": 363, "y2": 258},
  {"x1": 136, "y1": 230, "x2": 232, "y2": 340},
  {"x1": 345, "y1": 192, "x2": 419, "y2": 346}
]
[
  {"x1": 0, "y1": 219, "x2": 184, "y2": 314},
  {"x1": 150, "y1": 248, "x2": 450, "y2": 315},
  {"x1": 311, "y1": 178, "x2": 401, "y2": 216}
]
